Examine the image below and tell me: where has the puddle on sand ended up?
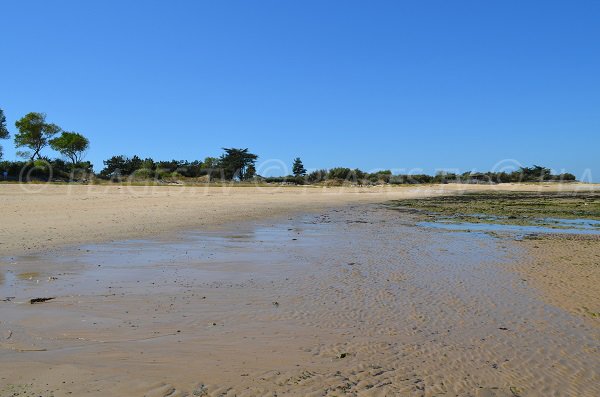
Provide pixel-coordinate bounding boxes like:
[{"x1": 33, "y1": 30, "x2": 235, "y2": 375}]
[
  {"x1": 0, "y1": 219, "x2": 330, "y2": 301},
  {"x1": 0, "y1": 205, "x2": 598, "y2": 396}
]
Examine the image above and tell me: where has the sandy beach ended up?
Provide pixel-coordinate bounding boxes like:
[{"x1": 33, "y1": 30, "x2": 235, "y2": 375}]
[
  {"x1": 1, "y1": 183, "x2": 597, "y2": 257},
  {"x1": 1, "y1": 184, "x2": 599, "y2": 396},
  {"x1": 4, "y1": 1, "x2": 600, "y2": 395}
]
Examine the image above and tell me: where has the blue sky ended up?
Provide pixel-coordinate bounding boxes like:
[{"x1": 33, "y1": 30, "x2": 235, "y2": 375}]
[{"x1": 2, "y1": 1, "x2": 599, "y2": 180}]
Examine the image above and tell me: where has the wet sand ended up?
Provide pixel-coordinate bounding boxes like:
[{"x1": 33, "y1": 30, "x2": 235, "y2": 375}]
[
  {"x1": 1, "y1": 204, "x2": 598, "y2": 396},
  {"x1": 518, "y1": 237, "x2": 600, "y2": 320}
]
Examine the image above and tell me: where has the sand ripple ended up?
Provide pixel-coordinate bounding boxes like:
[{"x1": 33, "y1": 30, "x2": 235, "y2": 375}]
[{"x1": 1, "y1": 205, "x2": 598, "y2": 396}]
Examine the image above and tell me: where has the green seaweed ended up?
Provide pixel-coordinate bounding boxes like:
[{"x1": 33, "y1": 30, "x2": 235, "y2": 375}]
[{"x1": 388, "y1": 191, "x2": 600, "y2": 228}]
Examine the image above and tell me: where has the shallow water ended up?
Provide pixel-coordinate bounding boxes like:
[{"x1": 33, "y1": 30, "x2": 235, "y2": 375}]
[
  {"x1": 0, "y1": 220, "x2": 328, "y2": 298},
  {"x1": 0, "y1": 205, "x2": 598, "y2": 396},
  {"x1": 544, "y1": 217, "x2": 600, "y2": 229},
  {"x1": 419, "y1": 219, "x2": 600, "y2": 235}
]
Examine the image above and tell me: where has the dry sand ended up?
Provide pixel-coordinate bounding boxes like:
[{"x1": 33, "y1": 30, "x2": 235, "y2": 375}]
[{"x1": 1, "y1": 183, "x2": 599, "y2": 396}]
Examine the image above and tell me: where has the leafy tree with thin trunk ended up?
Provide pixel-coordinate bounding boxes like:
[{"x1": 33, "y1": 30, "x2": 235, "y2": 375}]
[
  {"x1": 14, "y1": 112, "x2": 61, "y2": 161},
  {"x1": 0, "y1": 108, "x2": 10, "y2": 160},
  {"x1": 292, "y1": 157, "x2": 306, "y2": 177},
  {"x1": 49, "y1": 131, "x2": 90, "y2": 165}
]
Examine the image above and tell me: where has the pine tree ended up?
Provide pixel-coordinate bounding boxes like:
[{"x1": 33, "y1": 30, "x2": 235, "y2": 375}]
[{"x1": 292, "y1": 157, "x2": 306, "y2": 177}]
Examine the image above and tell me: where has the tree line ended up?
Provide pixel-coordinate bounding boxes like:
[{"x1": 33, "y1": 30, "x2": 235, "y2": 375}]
[
  {"x1": 0, "y1": 108, "x2": 577, "y2": 184},
  {"x1": 98, "y1": 148, "x2": 258, "y2": 181},
  {"x1": 263, "y1": 164, "x2": 576, "y2": 185}
]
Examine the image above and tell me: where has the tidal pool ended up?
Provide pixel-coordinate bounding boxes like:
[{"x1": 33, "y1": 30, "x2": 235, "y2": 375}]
[{"x1": 419, "y1": 218, "x2": 600, "y2": 235}]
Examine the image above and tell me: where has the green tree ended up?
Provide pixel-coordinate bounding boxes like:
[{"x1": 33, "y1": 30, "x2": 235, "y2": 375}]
[
  {"x1": 246, "y1": 163, "x2": 257, "y2": 179},
  {"x1": 0, "y1": 108, "x2": 10, "y2": 160},
  {"x1": 49, "y1": 131, "x2": 90, "y2": 165},
  {"x1": 202, "y1": 156, "x2": 219, "y2": 170},
  {"x1": 100, "y1": 155, "x2": 145, "y2": 179},
  {"x1": 100, "y1": 155, "x2": 127, "y2": 179},
  {"x1": 328, "y1": 167, "x2": 353, "y2": 180},
  {"x1": 307, "y1": 169, "x2": 327, "y2": 183},
  {"x1": 219, "y1": 148, "x2": 258, "y2": 180},
  {"x1": 368, "y1": 170, "x2": 392, "y2": 183},
  {"x1": 292, "y1": 157, "x2": 306, "y2": 177},
  {"x1": 558, "y1": 173, "x2": 576, "y2": 181},
  {"x1": 517, "y1": 165, "x2": 552, "y2": 182},
  {"x1": 14, "y1": 112, "x2": 61, "y2": 161}
]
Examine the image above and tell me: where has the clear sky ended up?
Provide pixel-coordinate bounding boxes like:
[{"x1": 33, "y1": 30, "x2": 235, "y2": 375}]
[{"x1": 2, "y1": 1, "x2": 599, "y2": 180}]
